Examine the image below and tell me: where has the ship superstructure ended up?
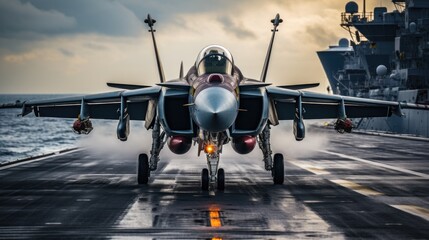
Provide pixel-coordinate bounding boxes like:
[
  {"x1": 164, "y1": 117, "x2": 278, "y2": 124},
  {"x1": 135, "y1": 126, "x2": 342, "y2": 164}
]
[{"x1": 318, "y1": 0, "x2": 429, "y2": 137}]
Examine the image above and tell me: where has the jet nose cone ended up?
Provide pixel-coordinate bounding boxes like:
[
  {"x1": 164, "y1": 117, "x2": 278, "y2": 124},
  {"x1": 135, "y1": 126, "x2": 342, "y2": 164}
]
[{"x1": 193, "y1": 87, "x2": 238, "y2": 132}]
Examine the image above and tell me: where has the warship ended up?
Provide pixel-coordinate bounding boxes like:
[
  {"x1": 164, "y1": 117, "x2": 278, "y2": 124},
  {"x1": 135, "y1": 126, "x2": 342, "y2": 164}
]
[{"x1": 318, "y1": 0, "x2": 429, "y2": 137}]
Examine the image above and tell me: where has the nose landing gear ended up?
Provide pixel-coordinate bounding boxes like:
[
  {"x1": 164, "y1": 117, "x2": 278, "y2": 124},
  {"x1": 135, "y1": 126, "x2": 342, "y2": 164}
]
[
  {"x1": 201, "y1": 153, "x2": 225, "y2": 192},
  {"x1": 198, "y1": 132, "x2": 228, "y2": 192}
]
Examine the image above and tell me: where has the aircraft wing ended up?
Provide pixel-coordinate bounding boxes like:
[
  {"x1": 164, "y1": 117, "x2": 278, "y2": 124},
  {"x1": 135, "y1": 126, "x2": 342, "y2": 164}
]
[
  {"x1": 266, "y1": 86, "x2": 429, "y2": 120},
  {"x1": 14, "y1": 86, "x2": 161, "y2": 121}
]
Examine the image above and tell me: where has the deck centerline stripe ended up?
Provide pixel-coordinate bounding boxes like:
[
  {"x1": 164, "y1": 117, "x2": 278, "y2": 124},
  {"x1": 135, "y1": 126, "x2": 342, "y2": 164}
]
[{"x1": 209, "y1": 209, "x2": 222, "y2": 228}]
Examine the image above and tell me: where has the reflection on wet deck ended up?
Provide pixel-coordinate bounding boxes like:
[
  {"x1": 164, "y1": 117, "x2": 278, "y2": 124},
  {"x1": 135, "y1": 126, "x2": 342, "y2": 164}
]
[{"x1": 1, "y1": 129, "x2": 429, "y2": 238}]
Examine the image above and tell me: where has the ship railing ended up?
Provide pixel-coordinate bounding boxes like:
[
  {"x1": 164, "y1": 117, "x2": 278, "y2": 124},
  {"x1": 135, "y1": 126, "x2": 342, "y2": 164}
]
[{"x1": 341, "y1": 12, "x2": 374, "y2": 26}]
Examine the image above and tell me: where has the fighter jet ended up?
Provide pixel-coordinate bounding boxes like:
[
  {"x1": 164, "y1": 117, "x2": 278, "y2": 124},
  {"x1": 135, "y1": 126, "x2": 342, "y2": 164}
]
[{"x1": 2, "y1": 14, "x2": 428, "y2": 191}]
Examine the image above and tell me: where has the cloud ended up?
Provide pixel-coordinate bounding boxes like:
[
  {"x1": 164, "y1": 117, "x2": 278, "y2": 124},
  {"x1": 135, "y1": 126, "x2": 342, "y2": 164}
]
[
  {"x1": 58, "y1": 48, "x2": 74, "y2": 57},
  {"x1": 304, "y1": 23, "x2": 341, "y2": 47},
  {"x1": 0, "y1": 0, "x2": 279, "y2": 49},
  {"x1": 83, "y1": 42, "x2": 108, "y2": 51},
  {"x1": 3, "y1": 51, "x2": 39, "y2": 63},
  {"x1": 121, "y1": 0, "x2": 261, "y2": 21},
  {"x1": 2, "y1": 48, "x2": 64, "y2": 63},
  {"x1": 217, "y1": 15, "x2": 256, "y2": 39},
  {"x1": 0, "y1": 1, "x2": 76, "y2": 37},
  {"x1": 1, "y1": 0, "x2": 143, "y2": 39}
]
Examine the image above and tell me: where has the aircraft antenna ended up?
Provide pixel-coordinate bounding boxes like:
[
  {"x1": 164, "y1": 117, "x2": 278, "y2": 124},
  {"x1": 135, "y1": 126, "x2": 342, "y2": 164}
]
[
  {"x1": 179, "y1": 61, "x2": 184, "y2": 79},
  {"x1": 260, "y1": 13, "x2": 283, "y2": 83},
  {"x1": 144, "y1": 14, "x2": 166, "y2": 83}
]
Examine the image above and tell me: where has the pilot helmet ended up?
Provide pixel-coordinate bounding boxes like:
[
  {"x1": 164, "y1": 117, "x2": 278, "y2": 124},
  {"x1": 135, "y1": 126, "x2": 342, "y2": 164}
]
[{"x1": 195, "y1": 45, "x2": 233, "y2": 75}]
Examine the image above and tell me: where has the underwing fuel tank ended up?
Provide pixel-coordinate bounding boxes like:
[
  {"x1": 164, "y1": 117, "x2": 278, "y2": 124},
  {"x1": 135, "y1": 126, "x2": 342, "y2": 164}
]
[
  {"x1": 167, "y1": 136, "x2": 192, "y2": 154},
  {"x1": 231, "y1": 136, "x2": 256, "y2": 154},
  {"x1": 193, "y1": 87, "x2": 238, "y2": 132}
]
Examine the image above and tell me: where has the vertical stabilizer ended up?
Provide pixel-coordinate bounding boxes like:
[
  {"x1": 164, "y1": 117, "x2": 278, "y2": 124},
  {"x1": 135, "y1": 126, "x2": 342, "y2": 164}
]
[
  {"x1": 260, "y1": 13, "x2": 283, "y2": 83},
  {"x1": 144, "y1": 14, "x2": 166, "y2": 83}
]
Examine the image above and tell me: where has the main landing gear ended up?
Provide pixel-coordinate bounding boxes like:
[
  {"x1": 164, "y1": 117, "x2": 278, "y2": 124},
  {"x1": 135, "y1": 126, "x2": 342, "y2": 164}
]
[
  {"x1": 258, "y1": 124, "x2": 285, "y2": 185},
  {"x1": 137, "y1": 118, "x2": 166, "y2": 185},
  {"x1": 272, "y1": 153, "x2": 284, "y2": 184},
  {"x1": 137, "y1": 153, "x2": 150, "y2": 184}
]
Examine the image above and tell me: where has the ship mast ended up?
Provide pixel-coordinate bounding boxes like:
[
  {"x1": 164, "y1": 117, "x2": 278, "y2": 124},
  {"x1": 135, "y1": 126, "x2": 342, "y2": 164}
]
[{"x1": 363, "y1": 0, "x2": 366, "y2": 20}]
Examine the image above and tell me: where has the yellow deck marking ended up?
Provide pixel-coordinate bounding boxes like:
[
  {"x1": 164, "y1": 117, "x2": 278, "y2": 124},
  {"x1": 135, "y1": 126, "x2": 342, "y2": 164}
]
[
  {"x1": 331, "y1": 179, "x2": 383, "y2": 196},
  {"x1": 391, "y1": 205, "x2": 429, "y2": 221},
  {"x1": 288, "y1": 160, "x2": 330, "y2": 175},
  {"x1": 209, "y1": 206, "x2": 222, "y2": 228},
  {"x1": 209, "y1": 210, "x2": 222, "y2": 227},
  {"x1": 306, "y1": 167, "x2": 330, "y2": 175}
]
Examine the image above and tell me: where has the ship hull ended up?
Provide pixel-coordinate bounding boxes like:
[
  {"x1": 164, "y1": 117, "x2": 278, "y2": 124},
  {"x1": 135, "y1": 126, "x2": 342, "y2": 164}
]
[{"x1": 355, "y1": 108, "x2": 429, "y2": 137}]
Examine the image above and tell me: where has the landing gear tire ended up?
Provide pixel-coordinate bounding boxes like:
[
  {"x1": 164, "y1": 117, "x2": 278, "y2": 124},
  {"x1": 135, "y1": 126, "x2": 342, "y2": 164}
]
[
  {"x1": 272, "y1": 153, "x2": 284, "y2": 185},
  {"x1": 217, "y1": 168, "x2": 225, "y2": 191},
  {"x1": 137, "y1": 154, "x2": 150, "y2": 184},
  {"x1": 201, "y1": 168, "x2": 209, "y2": 191}
]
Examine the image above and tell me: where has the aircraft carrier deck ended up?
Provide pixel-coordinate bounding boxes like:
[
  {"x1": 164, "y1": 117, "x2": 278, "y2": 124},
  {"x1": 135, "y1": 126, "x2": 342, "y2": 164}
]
[{"x1": 1, "y1": 128, "x2": 429, "y2": 239}]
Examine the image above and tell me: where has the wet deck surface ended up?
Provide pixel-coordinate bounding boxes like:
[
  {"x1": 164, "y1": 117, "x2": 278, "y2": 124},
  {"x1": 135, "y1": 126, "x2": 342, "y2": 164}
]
[{"x1": 1, "y1": 129, "x2": 429, "y2": 239}]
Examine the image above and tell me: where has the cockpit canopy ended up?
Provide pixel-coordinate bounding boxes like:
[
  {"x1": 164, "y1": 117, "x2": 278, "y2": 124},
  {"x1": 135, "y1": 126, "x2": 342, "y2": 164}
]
[{"x1": 195, "y1": 45, "x2": 233, "y2": 76}]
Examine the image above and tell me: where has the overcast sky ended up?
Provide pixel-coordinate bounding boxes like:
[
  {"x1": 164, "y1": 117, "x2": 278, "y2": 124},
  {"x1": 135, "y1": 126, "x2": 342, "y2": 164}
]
[{"x1": 0, "y1": 0, "x2": 393, "y2": 93}]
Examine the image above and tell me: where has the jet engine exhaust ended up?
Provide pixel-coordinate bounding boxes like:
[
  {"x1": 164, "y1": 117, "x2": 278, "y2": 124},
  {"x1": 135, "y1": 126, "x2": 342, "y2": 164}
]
[
  {"x1": 193, "y1": 87, "x2": 238, "y2": 132},
  {"x1": 231, "y1": 136, "x2": 256, "y2": 154},
  {"x1": 167, "y1": 136, "x2": 192, "y2": 154}
]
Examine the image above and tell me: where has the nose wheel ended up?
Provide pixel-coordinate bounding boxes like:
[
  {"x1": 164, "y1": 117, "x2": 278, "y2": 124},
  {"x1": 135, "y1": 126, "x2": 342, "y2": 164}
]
[
  {"x1": 201, "y1": 168, "x2": 225, "y2": 191},
  {"x1": 201, "y1": 151, "x2": 225, "y2": 191}
]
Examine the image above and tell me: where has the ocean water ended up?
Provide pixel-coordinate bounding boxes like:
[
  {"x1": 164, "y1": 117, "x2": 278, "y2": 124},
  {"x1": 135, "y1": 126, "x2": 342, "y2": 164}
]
[{"x1": 0, "y1": 94, "x2": 79, "y2": 164}]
